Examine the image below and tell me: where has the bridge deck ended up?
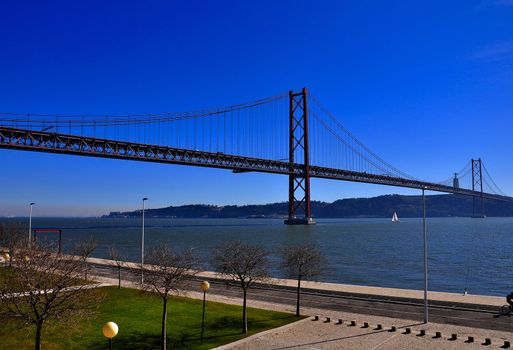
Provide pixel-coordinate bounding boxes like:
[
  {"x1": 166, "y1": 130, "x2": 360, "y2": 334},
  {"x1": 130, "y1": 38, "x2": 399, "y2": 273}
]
[{"x1": 0, "y1": 126, "x2": 511, "y2": 202}]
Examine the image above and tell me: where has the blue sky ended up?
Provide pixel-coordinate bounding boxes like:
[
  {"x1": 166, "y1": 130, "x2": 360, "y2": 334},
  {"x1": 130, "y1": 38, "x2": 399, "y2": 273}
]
[{"x1": 1, "y1": 1, "x2": 513, "y2": 216}]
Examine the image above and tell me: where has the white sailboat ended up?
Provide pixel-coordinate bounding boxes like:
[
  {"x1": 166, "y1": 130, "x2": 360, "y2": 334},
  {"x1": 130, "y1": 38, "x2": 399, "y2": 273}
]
[{"x1": 392, "y1": 211, "x2": 399, "y2": 223}]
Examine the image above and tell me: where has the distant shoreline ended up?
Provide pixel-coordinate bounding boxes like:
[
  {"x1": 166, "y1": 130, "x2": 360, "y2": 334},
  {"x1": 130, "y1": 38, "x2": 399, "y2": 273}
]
[
  {"x1": 3, "y1": 193, "x2": 513, "y2": 219},
  {"x1": 102, "y1": 193, "x2": 513, "y2": 219}
]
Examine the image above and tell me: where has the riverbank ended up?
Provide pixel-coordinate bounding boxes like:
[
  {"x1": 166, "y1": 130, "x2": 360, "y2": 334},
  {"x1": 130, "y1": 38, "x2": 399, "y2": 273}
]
[{"x1": 87, "y1": 256, "x2": 505, "y2": 309}]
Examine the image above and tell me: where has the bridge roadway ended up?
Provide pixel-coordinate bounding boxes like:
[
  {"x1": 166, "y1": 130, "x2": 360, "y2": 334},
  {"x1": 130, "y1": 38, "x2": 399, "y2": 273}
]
[
  {"x1": 1, "y1": 126, "x2": 512, "y2": 202},
  {"x1": 88, "y1": 262, "x2": 513, "y2": 333}
]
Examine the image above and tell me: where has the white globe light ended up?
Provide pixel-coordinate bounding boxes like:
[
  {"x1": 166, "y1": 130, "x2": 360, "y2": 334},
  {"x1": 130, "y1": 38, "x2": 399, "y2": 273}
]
[{"x1": 102, "y1": 321, "x2": 119, "y2": 339}]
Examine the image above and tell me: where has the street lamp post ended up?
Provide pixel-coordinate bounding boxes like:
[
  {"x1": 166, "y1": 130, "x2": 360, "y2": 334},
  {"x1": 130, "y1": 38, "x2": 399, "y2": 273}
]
[
  {"x1": 102, "y1": 321, "x2": 119, "y2": 350},
  {"x1": 2, "y1": 252, "x2": 9, "y2": 283},
  {"x1": 422, "y1": 188, "x2": 428, "y2": 323},
  {"x1": 28, "y1": 203, "x2": 35, "y2": 248},
  {"x1": 200, "y1": 281, "x2": 210, "y2": 344},
  {"x1": 141, "y1": 197, "x2": 148, "y2": 284}
]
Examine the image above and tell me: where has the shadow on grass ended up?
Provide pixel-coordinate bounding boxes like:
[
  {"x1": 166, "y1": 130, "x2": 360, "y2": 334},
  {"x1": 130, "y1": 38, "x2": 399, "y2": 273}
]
[
  {"x1": 209, "y1": 315, "x2": 242, "y2": 330},
  {"x1": 210, "y1": 315, "x2": 298, "y2": 329},
  {"x1": 86, "y1": 315, "x2": 299, "y2": 350},
  {"x1": 248, "y1": 315, "x2": 300, "y2": 327},
  {"x1": 89, "y1": 332, "x2": 161, "y2": 350},
  {"x1": 208, "y1": 315, "x2": 299, "y2": 334},
  {"x1": 88, "y1": 329, "x2": 245, "y2": 350}
]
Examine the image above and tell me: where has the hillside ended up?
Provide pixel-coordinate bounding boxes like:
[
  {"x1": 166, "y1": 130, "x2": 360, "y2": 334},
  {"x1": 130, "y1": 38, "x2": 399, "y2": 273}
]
[{"x1": 103, "y1": 194, "x2": 513, "y2": 218}]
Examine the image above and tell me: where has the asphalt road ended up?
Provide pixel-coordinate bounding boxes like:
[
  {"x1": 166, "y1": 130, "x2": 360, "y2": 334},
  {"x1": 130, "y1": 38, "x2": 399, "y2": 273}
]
[{"x1": 89, "y1": 263, "x2": 513, "y2": 333}]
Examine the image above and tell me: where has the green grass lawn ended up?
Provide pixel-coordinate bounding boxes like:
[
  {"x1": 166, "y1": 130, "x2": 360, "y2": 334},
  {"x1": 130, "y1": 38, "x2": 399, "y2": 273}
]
[{"x1": 0, "y1": 286, "x2": 302, "y2": 349}]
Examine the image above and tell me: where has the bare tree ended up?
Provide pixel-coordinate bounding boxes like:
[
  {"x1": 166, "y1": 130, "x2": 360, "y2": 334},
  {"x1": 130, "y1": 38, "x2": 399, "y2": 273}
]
[
  {"x1": 0, "y1": 222, "x2": 26, "y2": 266},
  {"x1": 0, "y1": 241, "x2": 103, "y2": 350},
  {"x1": 143, "y1": 245, "x2": 199, "y2": 350},
  {"x1": 109, "y1": 246, "x2": 126, "y2": 289},
  {"x1": 73, "y1": 237, "x2": 97, "y2": 281},
  {"x1": 279, "y1": 243, "x2": 325, "y2": 316},
  {"x1": 211, "y1": 241, "x2": 269, "y2": 333}
]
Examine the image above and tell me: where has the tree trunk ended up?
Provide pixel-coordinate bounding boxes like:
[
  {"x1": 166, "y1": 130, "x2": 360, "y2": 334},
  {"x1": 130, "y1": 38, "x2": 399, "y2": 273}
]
[
  {"x1": 34, "y1": 320, "x2": 43, "y2": 350},
  {"x1": 161, "y1": 296, "x2": 168, "y2": 350},
  {"x1": 242, "y1": 289, "x2": 248, "y2": 333},
  {"x1": 118, "y1": 266, "x2": 121, "y2": 289},
  {"x1": 296, "y1": 274, "x2": 301, "y2": 316}
]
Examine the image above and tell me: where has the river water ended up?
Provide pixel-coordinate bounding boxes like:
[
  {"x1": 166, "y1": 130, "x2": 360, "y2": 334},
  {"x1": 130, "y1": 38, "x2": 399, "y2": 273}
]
[{"x1": 2, "y1": 217, "x2": 512, "y2": 297}]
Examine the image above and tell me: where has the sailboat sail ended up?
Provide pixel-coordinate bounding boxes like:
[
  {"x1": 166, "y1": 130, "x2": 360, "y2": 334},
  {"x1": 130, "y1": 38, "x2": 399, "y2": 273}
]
[{"x1": 392, "y1": 211, "x2": 399, "y2": 222}]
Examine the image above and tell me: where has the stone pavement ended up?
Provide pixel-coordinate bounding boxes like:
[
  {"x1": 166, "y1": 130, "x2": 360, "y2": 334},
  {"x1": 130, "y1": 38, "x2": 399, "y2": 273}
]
[{"x1": 214, "y1": 309, "x2": 513, "y2": 350}]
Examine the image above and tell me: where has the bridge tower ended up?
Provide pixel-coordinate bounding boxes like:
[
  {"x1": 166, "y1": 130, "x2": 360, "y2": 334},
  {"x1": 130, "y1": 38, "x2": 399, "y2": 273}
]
[
  {"x1": 284, "y1": 88, "x2": 316, "y2": 225},
  {"x1": 452, "y1": 173, "x2": 459, "y2": 189},
  {"x1": 471, "y1": 158, "x2": 485, "y2": 218}
]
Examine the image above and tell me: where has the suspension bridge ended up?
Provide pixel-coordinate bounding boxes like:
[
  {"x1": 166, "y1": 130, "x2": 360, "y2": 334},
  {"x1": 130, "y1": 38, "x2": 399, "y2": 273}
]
[{"x1": 0, "y1": 88, "x2": 511, "y2": 224}]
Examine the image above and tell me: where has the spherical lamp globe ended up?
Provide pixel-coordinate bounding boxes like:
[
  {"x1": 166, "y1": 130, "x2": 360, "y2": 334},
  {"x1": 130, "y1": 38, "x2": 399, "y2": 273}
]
[
  {"x1": 102, "y1": 322, "x2": 119, "y2": 339},
  {"x1": 200, "y1": 281, "x2": 210, "y2": 292},
  {"x1": 2, "y1": 252, "x2": 9, "y2": 261}
]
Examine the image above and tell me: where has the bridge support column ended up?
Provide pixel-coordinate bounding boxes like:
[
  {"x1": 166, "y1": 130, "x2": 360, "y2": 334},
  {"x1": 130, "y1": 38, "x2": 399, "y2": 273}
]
[
  {"x1": 471, "y1": 158, "x2": 485, "y2": 218},
  {"x1": 284, "y1": 88, "x2": 315, "y2": 225}
]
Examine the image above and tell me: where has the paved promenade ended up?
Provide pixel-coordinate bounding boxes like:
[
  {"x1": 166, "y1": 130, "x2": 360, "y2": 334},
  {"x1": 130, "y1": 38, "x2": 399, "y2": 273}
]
[{"x1": 214, "y1": 313, "x2": 513, "y2": 350}]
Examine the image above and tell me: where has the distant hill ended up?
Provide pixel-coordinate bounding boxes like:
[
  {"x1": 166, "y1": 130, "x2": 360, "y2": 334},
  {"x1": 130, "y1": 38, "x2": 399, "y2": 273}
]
[{"x1": 103, "y1": 194, "x2": 513, "y2": 218}]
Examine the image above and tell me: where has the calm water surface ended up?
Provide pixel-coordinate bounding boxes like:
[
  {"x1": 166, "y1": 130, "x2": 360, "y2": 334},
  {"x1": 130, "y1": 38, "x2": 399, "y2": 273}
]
[{"x1": 3, "y1": 217, "x2": 513, "y2": 296}]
